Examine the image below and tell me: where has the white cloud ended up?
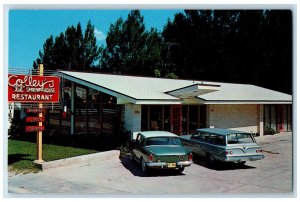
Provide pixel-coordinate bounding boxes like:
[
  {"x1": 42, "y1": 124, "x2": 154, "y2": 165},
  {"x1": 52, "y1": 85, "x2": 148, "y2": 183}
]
[{"x1": 94, "y1": 28, "x2": 106, "y2": 41}]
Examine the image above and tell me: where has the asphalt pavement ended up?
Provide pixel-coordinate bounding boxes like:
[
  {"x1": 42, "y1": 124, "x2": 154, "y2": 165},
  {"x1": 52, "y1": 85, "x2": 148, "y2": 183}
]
[{"x1": 6, "y1": 132, "x2": 293, "y2": 197}]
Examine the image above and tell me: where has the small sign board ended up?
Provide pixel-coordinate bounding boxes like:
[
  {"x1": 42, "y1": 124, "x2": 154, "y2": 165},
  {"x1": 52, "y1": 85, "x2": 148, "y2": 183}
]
[
  {"x1": 25, "y1": 117, "x2": 45, "y2": 123},
  {"x1": 25, "y1": 126, "x2": 45, "y2": 133},
  {"x1": 26, "y1": 108, "x2": 44, "y2": 113}
]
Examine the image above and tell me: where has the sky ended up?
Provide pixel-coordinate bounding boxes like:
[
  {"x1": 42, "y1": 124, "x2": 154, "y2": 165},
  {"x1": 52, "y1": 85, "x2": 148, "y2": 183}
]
[{"x1": 8, "y1": 9, "x2": 182, "y2": 69}]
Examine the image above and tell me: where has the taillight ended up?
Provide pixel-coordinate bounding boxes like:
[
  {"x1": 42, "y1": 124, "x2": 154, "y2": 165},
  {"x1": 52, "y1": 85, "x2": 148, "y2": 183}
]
[
  {"x1": 188, "y1": 153, "x2": 193, "y2": 161},
  {"x1": 256, "y1": 149, "x2": 262, "y2": 153},
  {"x1": 148, "y1": 154, "x2": 153, "y2": 162},
  {"x1": 225, "y1": 150, "x2": 233, "y2": 155}
]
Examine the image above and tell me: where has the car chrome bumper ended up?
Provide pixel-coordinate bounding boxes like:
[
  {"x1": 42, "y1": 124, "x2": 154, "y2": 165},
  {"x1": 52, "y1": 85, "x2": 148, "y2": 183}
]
[
  {"x1": 145, "y1": 161, "x2": 193, "y2": 168},
  {"x1": 223, "y1": 154, "x2": 265, "y2": 162}
]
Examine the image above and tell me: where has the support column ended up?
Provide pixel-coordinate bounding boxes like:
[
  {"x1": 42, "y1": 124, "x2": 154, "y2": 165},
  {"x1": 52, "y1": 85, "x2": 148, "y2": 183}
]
[
  {"x1": 71, "y1": 82, "x2": 75, "y2": 135},
  {"x1": 259, "y1": 104, "x2": 264, "y2": 136},
  {"x1": 162, "y1": 106, "x2": 165, "y2": 130},
  {"x1": 207, "y1": 105, "x2": 211, "y2": 128},
  {"x1": 86, "y1": 87, "x2": 89, "y2": 135},
  {"x1": 99, "y1": 93, "x2": 103, "y2": 135},
  {"x1": 125, "y1": 104, "x2": 142, "y2": 135},
  {"x1": 186, "y1": 105, "x2": 190, "y2": 134},
  {"x1": 197, "y1": 105, "x2": 200, "y2": 128},
  {"x1": 147, "y1": 106, "x2": 150, "y2": 131}
]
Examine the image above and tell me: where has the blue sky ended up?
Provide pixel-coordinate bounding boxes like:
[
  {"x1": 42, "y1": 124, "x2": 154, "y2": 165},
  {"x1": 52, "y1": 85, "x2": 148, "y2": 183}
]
[{"x1": 9, "y1": 10, "x2": 182, "y2": 69}]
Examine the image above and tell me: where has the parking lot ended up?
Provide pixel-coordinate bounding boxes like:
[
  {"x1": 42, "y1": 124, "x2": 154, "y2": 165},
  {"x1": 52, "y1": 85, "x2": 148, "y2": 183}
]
[{"x1": 7, "y1": 132, "x2": 293, "y2": 196}]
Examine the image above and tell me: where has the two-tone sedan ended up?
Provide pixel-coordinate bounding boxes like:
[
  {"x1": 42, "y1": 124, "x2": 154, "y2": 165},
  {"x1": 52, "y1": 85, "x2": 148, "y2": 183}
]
[{"x1": 130, "y1": 131, "x2": 193, "y2": 173}]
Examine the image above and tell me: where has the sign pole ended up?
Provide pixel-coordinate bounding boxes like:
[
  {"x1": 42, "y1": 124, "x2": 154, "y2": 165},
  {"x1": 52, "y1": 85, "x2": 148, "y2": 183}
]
[{"x1": 34, "y1": 64, "x2": 44, "y2": 164}]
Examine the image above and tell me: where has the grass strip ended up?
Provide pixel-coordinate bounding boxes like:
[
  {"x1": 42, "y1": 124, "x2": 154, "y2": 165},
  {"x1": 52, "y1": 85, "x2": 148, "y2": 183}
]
[{"x1": 8, "y1": 139, "x2": 98, "y2": 174}]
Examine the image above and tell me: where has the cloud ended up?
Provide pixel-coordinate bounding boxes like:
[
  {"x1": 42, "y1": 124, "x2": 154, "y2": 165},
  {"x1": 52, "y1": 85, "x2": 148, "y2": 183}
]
[{"x1": 94, "y1": 28, "x2": 106, "y2": 41}]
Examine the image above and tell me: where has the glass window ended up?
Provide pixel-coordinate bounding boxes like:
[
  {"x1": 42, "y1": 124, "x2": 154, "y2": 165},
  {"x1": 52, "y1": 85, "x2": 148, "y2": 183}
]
[
  {"x1": 191, "y1": 131, "x2": 201, "y2": 139},
  {"x1": 200, "y1": 132, "x2": 210, "y2": 141},
  {"x1": 145, "y1": 137, "x2": 182, "y2": 146},
  {"x1": 227, "y1": 133, "x2": 254, "y2": 144},
  {"x1": 210, "y1": 134, "x2": 226, "y2": 145}
]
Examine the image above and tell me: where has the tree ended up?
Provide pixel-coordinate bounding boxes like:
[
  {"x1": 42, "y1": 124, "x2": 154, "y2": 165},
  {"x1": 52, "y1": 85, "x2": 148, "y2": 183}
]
[
  {"x1": 82, "y1": 20, "x2": 99, "y2": 71},
  {"x1": 162, "y1": 10, "x2": 292, "y2": 94},
  {"x1": 33, "y1": 21, "x2": 100, "y2": 72},
  {"x1": 100, "y1": 10, "x2": 165, "y2": 77}
]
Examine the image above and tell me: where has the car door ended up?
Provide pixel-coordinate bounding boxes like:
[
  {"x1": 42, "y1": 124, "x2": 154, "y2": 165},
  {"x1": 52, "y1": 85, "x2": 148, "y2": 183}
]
[{"x1": 189, "y1": 133, "x2": 203, "y2": 155}]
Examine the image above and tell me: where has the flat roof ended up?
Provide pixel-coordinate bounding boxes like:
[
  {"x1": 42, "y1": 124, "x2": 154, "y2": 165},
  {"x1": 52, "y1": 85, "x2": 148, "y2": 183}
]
[
  {"x1": 140, "y1": 131, "x2": 179, "y2": 138},
  {"x1": 59, "y1": 71, "x2": 292, "y2": 105},
  {"x1": 197, "y1": 128, "x2": 251, "y2": 136}
]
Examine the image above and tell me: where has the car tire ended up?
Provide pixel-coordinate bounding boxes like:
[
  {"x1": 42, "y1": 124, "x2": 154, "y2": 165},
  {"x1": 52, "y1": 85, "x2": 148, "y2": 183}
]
[
  {"x1": 207, "y1": 153, "x2": 215, "y2": 164},
  {"x1": 178, "y1": 167, "x2": 185, "y2": 173},
  {"x1": 237, "y1": 161, "x2": 246, "y2": 166},
  {"x1": 141, "y1": 158, "x2": 148, "y2": 173},
  {"x1": 129, "y1": 151, "x2": 134, "y2": 161}
]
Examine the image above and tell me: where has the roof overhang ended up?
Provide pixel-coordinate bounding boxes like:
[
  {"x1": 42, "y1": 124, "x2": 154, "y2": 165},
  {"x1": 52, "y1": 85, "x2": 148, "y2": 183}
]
[
  {"x1": 61, "y1": 72, "x2": 182, "y2": 105},
  {"x1": 166, "y1": 83, "x2": 220, "y2": 99},
  {"x1": 197, "y1": 98, "x2": 292, "y2": 105},
  {"x1": 61, "y1": 73, "x2": 137, "y2": 104}
]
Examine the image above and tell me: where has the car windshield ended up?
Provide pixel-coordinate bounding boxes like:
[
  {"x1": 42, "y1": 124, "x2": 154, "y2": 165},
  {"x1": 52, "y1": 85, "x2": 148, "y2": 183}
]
[
  {"x1": 145, "y1": 137, "x2": 182, "y2": 146},
  {"x1": 227, "y1": 133, "x2": 255, "y2": 144}
]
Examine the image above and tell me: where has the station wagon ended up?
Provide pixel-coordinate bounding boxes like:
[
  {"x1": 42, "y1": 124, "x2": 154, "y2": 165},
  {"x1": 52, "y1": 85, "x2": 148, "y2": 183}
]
[{"x1": 180, "y1": 128, "x2": 264, "y2": 165}]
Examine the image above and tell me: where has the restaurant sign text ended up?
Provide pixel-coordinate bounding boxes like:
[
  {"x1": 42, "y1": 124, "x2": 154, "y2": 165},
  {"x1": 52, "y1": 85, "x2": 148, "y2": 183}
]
[{"x1": 8, "y1": 74, "x2": 60, "y2": 103}]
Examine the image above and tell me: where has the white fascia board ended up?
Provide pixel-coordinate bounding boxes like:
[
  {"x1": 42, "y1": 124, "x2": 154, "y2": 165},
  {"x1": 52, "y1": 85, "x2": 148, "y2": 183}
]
[
  {"x1": 134, "y1": 100, "x2": 182, "y2": 105},
  {"x1": 117, "y1": 98, "x2": 132, "y2": 104},
  {"x1": 181, "y1": 97, "x2": 205, "y2": 104},
  {"x1": 62, "y1": 74, "x2": 137, "y2": 104},
  {"x1": 202, "y1": 101, "x2": 292, "y2": 104}
]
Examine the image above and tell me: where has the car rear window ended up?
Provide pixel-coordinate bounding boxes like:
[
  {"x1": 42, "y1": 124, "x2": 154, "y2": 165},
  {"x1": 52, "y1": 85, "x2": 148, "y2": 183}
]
[
  {"x1": 227, "y1": 133, "x2": 254, "y2": 144},
  {"x1": 145, "y1": 137, "x2": 182, "y2": 146},
  {"x1": 210, "y1": 134, "x2": 226, "y2": 145}
]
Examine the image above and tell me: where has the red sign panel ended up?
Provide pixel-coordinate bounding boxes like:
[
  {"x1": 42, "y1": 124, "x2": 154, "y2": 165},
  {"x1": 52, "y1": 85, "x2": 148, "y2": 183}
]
[
  {"x1": 8, "y1": 74, "x2": 60, "y2": 103},
  {"x1": 25, "y1": 126, "x2": 45, "y2": 133},
  {"x1": 26, "y1": 108, "x2": 44, "y2": 113},
  {"x1": 25, "y1": 117, "x2": 45, "y2": 123}
]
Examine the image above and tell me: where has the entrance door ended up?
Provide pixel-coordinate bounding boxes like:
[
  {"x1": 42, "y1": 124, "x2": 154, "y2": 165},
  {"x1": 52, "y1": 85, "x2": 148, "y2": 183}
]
[{"x1": 170, "y1": 105, "x2": 182, "y2": 135}]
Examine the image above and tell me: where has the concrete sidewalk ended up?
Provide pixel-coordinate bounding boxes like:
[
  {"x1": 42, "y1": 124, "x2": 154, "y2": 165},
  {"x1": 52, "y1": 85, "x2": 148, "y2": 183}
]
[
  {"x1": 39, "y1": 150, "x2": 120, "y2": 170},
  {"x1": 255, "y1": 131, "x2": 292, "y2": 143}
]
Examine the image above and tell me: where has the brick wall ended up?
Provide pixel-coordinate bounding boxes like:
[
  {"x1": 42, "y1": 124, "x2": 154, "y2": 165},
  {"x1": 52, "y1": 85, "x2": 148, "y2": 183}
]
[{"x1": 209, "y1": 104, "x2": 258, "y2": 133}]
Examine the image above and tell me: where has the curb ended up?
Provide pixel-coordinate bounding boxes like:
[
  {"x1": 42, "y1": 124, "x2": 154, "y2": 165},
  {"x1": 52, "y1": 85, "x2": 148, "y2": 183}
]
[{"x1": 38, "y1": 150, "x2": 120, "y2": 171}]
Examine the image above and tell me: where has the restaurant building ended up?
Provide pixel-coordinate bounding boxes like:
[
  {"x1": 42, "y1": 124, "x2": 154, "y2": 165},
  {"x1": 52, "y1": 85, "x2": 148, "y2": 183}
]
[{"x1": 48, "y1": 71, "x2": 292, "y2": 138}]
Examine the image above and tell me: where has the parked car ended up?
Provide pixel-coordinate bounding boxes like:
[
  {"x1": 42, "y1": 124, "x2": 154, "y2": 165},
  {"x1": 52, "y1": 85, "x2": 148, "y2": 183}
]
[
  {"x1": 180, "y1": 128, "x2": 264, "y2": 165},
  {"x1": 130, "y1": 131, "x2": 193, "y2": 173}
]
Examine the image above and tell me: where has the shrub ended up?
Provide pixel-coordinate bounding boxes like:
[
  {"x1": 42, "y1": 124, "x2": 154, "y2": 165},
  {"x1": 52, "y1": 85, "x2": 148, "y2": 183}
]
[{"x1": 264, "y1": 126, "x2": 276, "y2": 135}]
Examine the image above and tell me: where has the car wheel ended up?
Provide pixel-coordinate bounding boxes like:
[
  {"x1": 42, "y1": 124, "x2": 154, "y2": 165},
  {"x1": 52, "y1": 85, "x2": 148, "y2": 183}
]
[
  {"x1": 129, "y1": 151, "x2": 134, "y2": 161},
  {"x1": 237, "y1": 161, "x2": 246, "y2": 166},
  {"x1": 178, "y1": 167, "x2": 185, "y2": 173},
  {"x1": 141, "y1": 158, "x2": 147, "y2": 173},
  {"x1": 207, "y1": 153, "x2": 215, "y2": 164}
]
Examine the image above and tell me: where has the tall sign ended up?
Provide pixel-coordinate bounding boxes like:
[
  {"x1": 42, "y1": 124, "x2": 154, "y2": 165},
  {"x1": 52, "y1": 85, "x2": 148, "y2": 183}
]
[
  {"x1": 8, "y1": 74, "x2": 60, "y2": 103},
  {"x1": 8, "y1": 64, "x2": 58, "y2": 164}
]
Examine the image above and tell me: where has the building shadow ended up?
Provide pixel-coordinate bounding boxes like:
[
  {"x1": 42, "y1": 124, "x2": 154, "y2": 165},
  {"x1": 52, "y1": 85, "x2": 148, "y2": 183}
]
[
  {"x1": 192, "y1": 155, "x2": 256, "y2": 171},
  {"x1": 119, "y1": 155, "x2": 185, "y2": 177},
  {"x1": 8, "y1": 154, "x2": 31, "y2": 165}
]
